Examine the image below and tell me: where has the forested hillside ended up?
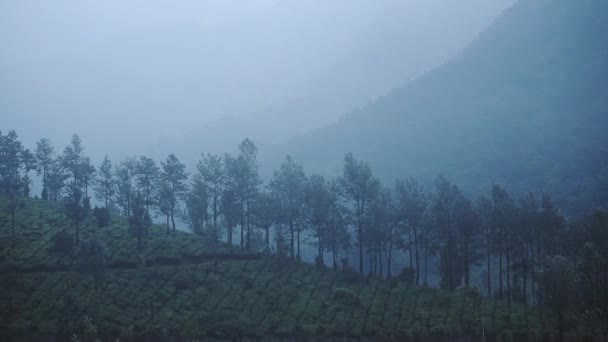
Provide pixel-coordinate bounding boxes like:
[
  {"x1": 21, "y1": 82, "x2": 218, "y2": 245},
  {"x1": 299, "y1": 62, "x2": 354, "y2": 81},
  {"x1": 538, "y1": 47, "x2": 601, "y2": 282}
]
[
  {"x1": 2, "y1": 0, "x2": 608, "y2": 340},
  {"x1": 1, "y1": 197, "x2": 606, "y2": 341},
  {"x1": 271, "y1": 0, "x2": 608, "y2": 215},
  {"x1": 1, "y1": 129, "x2": 607, "y2": 340}
]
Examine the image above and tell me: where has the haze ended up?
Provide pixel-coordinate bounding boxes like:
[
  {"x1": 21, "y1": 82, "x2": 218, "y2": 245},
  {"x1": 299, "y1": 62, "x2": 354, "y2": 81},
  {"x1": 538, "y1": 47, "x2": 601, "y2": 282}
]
[{"x1": 1, "y1": 0, "x2": 513, "y2": 163}]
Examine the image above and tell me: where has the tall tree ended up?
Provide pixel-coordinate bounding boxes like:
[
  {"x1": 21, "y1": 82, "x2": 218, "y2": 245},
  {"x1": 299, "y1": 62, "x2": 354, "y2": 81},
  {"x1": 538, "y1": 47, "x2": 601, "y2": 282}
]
[
  {"x1": 0, "y1": 130, "x2": 26, "y2": 245},
  {"x1": 156, "y1": 180, "x2": 173, "y2": 234},
  {"x1": 161, "y1": 154, "x2": 188, "y2": 233},
  {"x1": 20, "y1": 148, "x2": 36, "y2": 198},
  {"x1": 325, "y1": 180, "x2": 351, "y2": 270},
  {"x1": 129, "y1": 191, "x2": 152, "y2": 254},
  {"x1": 46, "y1": 158, "x2": 68, "y2": 202},
  {"x1": 134, "y1": 156, "x2": 159, "y2": 213},
  {"x1": 490, "y1": 184, "x2": 516, "y2": 300},
  {"x1": 220, "y1": 186, "x2": 241, "y2": 246},
  {"x1": 61, "y1": 134, "x2": 85, "y2": 186},
  {"x1": 35, "y1": 138, "x2": 55, "y2": 199},
  {"x1": 338, "y1": 153, "x2": 380, "y2": 274},
  {"x1": 306, "y1": 174, "x2": 333, "y2": 263},
  {"x1": 95, "y1": 156, "x2": 115, "y2": 208},
  {"x1": 64, "y1": 184, "x2": 87, "y2": 244},
  {"x1": 251, "y1": 190, "x2": 276, "y2": 249},
  {"x1": 198, "y1": 153, "x2": 224, "y2": 227},
  {"x1": 227, "y1": 139, "x2": 262, "y2": 249},
  {"x1": 431, "y1": 176, "x2": 462, "y2": 291},
  {"x1": 81, "y1": 156, "x2": 96, "y2": 198},
  {"x1": 475, "y1": 194, "x2": 494, "y2": 296},
  {"x1": 395, "y1": 177, "x2": 428, "y2": 284},
  {"x1": 114, "y1": 157, "x2": 136, "y2": 217},
  {"x1": 454, "y1": 196, "x2": 482, "y2": 289},
  {"x1": 269, "y1": 155, "x2": 307, "y2": 258},
  {"x1": 368, "y1": 188, "x2": 396, "y2": 276},
  {"x1": 184, "y1": 173, "x2": 208, "y2": 235}
]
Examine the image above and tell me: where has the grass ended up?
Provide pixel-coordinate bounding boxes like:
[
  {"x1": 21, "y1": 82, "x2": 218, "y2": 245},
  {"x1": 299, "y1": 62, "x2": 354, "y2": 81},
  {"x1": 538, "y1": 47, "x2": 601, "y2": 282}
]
[{"x1": 0, "y1": 197, "x2": 605, "y2": 340}]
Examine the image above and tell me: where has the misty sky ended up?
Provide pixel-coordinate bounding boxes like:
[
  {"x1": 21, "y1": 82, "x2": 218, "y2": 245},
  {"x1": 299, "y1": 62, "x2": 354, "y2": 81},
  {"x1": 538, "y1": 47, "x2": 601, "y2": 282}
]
[{"x1": 1, "y1": 0, "x2": 514, "y2": 163}]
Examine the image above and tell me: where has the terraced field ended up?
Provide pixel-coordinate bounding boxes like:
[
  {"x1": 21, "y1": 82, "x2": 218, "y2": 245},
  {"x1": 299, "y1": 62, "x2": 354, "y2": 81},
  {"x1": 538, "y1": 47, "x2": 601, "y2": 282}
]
[
  {"x1": 0, "y1": 199, "x2": 253, "y2": 273},
  {"x1": 0, "y1": 198, "x2": 605, "y2": 341}
]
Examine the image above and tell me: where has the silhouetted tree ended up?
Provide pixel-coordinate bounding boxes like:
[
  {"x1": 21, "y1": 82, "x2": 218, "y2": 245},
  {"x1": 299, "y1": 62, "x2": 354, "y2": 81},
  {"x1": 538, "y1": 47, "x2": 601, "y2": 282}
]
[
  {"x1": 269, "y1": 155, "x2": 307, "y2": 258},
  {"x1": 198, "y1": 153, "x2": 224, "y2": 227},
  {"x1": 64, "y1": 184, "x2": 87, "y2": 244},
  {"x1": 95, "y1": 155, "x2": 115, "y2": 208},
  {"x1": 251, "y1": 190, "x2": 276, "y2": 249},
  {"x1": 129, "y1": 192, "x2": 151, "y2": 254},
  {"x1": 20, "y1": 148, "x2": 36, "y2": 198},
  {"x1": 114, "y1": 157, "x2": 136, "y2": 217},
  {"x1": 395, "y1": 177, "x2": 428, "y2": 284},
  {"x1": 306, "y1": 174, "x2": 333, "y2": 263},
  {"x1": 134, "y1": 156, "x2": 159, "y2": 213},
  {"x1": 220, "y1": 187, "x2": 241, "y2": 246},
  {"x1": 431, "y1": 176, "x2": 462, "y2": 291},
  {"x1": 35, "y1": 137, "x2": 55, "y2": 199},
  {"x1": 227, "y1": 139, "x2": 262, "y2": 249},
  {"x1": 0, "y1": 130, "x2": 26, "y2": 245},
  {"x1": 184, "y1": 171, "x2": 208, "y2": 234},
  {"x1": 161, "y1": 154, "x2": 188, "y2": 233},
  {"x1": 338, "y1": 153, "x2": 380, "y2": 274}
]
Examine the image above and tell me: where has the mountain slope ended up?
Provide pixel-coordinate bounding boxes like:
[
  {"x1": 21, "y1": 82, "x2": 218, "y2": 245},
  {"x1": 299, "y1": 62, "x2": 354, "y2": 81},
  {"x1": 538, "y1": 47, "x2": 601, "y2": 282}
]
[
  {"x1": 1, "y1": 198, "x2": 603, "y2": 340},
  {"x1": 269, "y1": 0, "x2": 608, "y2": 213}
]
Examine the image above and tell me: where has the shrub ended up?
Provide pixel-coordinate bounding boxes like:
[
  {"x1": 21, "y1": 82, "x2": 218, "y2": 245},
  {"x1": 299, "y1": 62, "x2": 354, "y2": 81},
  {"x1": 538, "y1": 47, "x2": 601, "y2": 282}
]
[
  {"x1": 398, "y1": 267, "x2": 416, "y2": 285},
  {"x1": 315, "y1": 255, "x2": 326, "y2": 269},
  {"x1": 333, "y1": 287, "x2": 360, "y2": 307},
  {"x1": 93, "y1": 207, "x2": 110, "y2": 227},
  {"x1": 50, "y1": 230, "x2": 74, "y2": 255}
]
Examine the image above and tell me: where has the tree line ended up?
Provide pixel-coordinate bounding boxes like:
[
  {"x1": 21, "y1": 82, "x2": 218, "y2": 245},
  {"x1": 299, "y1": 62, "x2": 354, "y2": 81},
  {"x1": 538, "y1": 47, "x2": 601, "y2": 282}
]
[{"x1": 1, "y1": 129, "x2": 607, "y2": 320}]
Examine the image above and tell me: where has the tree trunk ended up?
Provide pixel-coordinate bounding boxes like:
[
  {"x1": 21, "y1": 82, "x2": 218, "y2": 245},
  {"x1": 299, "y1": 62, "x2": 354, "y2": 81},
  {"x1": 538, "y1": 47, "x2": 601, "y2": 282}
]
[
  {"x1": 228, "y1": 225, "x2": 233, "y2": 246},
  {"x1": 464, "y1": 243, "x2": 470, "y2": 288},
  {"x1": 166, "y1": 214, "x2": 170, "y2": 234},
  {"x1": 266, "y1": 227, "x2": 270, "y2": 248},
  {"x1": 318, "y1": 225, "x2": 322, "y2": 259},
  {"x1": 499, "y1": 250, "x2": 503, "y2": 299},
  {"x1": 296, "y1": 218, "x2": 301, "y2": 258},
  {"x1": 290, "y1": 221, "x2": 295, "y2": 259},
  {"x1": 333, "y1": 244, "x2": 337, "y2": 270},
  {"x1": 387, "y1": 235, "x2": 393, "y2": 278},
  {"x1": 531, "y1": 245, "x2": 535, "y2": 304},
  {"x1": 213, "y1": 190, "x2": 218, "y2": 227},
  {"x1": 76, "y1": 221, "x2": 80, "y2": 244},
  {"x1": 11, "y1": 204, "x2": 16, "y2": 247},
  {"x1": 424, "y1": 243, "x2": 428, "y2": 285},
  {"x1": 378, "y1": 247, "x2": 383, "y2": 276},
  {"x1": 414, "y1": 227, "x2": 420, "y2": 285},
  {"x1": 506, "y1": 251, "x2": 511, "y2": 307},
  {"x1": 358, "y1": 200, "x2": 364, "y2": 275},
  {"x1": 171, "y1": 211, "x2": 176, "y2": 233},
  {"x1": 246, "y1": 198, "x2": 251, "y2": 249},
  {"x1": 523, "y1": 245, "x2": 528, "y2": 304},
  {"x1": 240, "y1": 201, "x2": 245, "y2": 248},
  {"x1": 409, "y1": 231, "x2": 413, "y2": 271},
  {"x1": 138, "y1": 231, "x2": 142, "y2": 254},
  {"x1": 487, "y1": 231, "x2": 492, "y2": 296}
]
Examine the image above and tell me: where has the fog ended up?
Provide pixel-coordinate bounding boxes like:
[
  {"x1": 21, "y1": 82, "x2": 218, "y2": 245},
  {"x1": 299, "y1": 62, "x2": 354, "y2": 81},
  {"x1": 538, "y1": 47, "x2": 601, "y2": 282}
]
[
  {"x1": 1, "y1": 0, "x2": 513, "y2": 163},
  {"x1": 3, "y1": 1, "x2": 608, "y2": 339}
]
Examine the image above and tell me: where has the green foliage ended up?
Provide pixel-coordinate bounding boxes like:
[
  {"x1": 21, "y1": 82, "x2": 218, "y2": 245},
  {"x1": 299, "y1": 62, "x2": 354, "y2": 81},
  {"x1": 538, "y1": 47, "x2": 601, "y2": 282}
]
[{"x1": 93, "y1": 207, "x2": 110, "y2": 228}]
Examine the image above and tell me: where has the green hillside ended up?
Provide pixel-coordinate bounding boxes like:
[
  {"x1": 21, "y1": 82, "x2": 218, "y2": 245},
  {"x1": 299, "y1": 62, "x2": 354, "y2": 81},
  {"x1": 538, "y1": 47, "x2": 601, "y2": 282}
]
[
  {"x1": 273, "y1": 0, "x2": 608, "y2": 214},
  {"x1": 0, "y1": 198, "x2": 605, "y2": 341}
]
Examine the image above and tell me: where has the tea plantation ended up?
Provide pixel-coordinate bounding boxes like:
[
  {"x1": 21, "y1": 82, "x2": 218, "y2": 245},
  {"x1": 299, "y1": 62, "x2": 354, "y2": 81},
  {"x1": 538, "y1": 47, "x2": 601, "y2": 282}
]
[{"x1": 0, "y1": 198, "x2": 605, "y2": 341}]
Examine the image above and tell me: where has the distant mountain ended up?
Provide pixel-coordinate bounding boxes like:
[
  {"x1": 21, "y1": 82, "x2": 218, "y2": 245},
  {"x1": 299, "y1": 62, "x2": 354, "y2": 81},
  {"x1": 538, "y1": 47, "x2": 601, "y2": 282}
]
[
  {"x1": 268, "y1": 0, "x2": 608, "y2": 214},
  {"x1": 172, "y1": 0, "x2": 514, "y2": 160}
]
